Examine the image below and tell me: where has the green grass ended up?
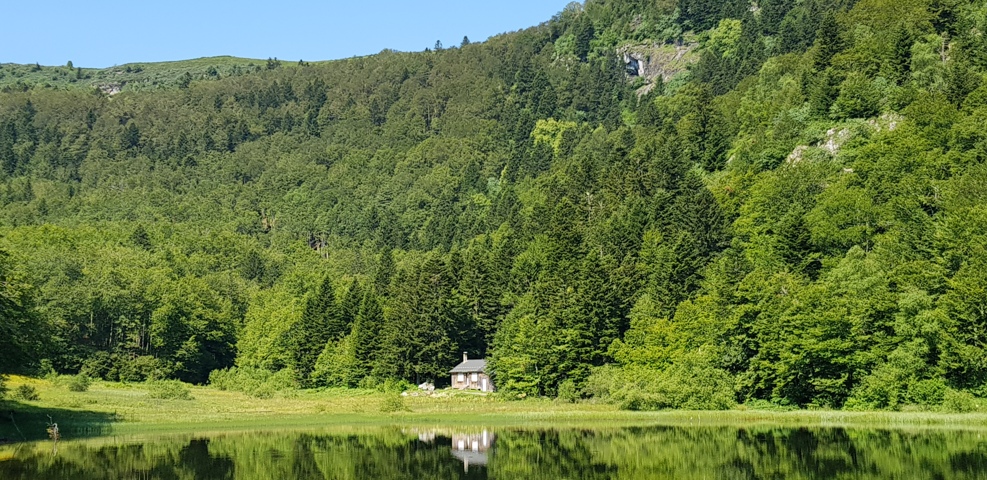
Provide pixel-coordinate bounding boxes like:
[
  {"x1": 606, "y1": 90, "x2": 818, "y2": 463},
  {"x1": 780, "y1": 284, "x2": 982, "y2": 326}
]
[
  {"x1": 0, "y1": 56, "x2": 317, "y2": 92},
  {"x1": 5, "y1": 375, "x2": 987, "y2": 443}
]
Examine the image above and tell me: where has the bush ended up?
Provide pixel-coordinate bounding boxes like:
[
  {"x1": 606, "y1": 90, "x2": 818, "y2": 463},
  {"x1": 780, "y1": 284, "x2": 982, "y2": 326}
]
[
  {"x1": 37, "y1": 359, "x2": 55, "y2": 378},
  {"x1": 742, "y1": 399, "x2": 798, "y2": 411},
  {"x1": 375, "y1": 377, "x2": 414, "y2": 394},
  {"x1": 119, "y1": 356, "x2": 170, "y2": 382},
  {"x1": 583, "y1": 365, "x2": 621, "y2": 400},
  {"x1": 556, "y1": 379, "x2": 580, "y2": 403},
  {"x1": 311, "y1": 335, "x2": 362, "y2": 388},
  {"x1": 13, "y1": 384, "x2": 40, "y2": 401},
  {"x1": 586, "y1": 352, "x2": 737, "y2": 411},
  {"x1": 208, "y1": 366, "x2": 297, "y2": 398},
  {"x1": 844, "y1": 341, "x2": 945, "y2": 410},
  {"x1": 379, "y1": 394, "x2": 408, "y2": 413},
  {"x1": 66, "y1": 374, "x2": 92, "y2": 392},
  {"x1": 81, "y1": 352, "x2": 171, "y2": 382},
  {"x1": 0, "y1": 374, "x2": 7, "y2": 399},
  {"x1": 146, "y1": 380, "x2": 193, "y2": 400},
  {"x1": 830, "y1": 72, "x2": 882, "y2": 119},
  {"x1": 80, "y1": 351, "x2": 115, "y2": 380},
  {"x1": 942, "y1": 389, "x2": 980, "y2": 413},
  {"x1": 50, "y1": 374, "x2": 93, "y2": 392}
]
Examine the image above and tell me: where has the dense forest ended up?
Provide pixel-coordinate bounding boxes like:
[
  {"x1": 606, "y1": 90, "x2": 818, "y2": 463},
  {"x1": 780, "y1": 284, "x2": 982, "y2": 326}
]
[{"x1": 3, "y1": 0, "x2": 987, "y2": 410}]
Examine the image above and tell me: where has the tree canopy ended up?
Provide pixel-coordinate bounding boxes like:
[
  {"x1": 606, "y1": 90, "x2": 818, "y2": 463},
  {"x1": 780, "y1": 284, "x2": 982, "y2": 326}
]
[{"x1": 3, "y1": 0, "x2": 987, "y2": 410}]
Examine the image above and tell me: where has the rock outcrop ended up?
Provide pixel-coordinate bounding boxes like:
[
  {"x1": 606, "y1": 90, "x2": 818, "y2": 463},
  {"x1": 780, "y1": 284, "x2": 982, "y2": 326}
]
[{"x1": 619, "y1": 41, "x2": 697, "y2": 95}]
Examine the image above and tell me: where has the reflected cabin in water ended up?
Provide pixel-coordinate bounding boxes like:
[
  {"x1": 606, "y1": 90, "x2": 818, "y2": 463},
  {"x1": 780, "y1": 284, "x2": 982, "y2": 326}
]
[
  {"x1": 450, "y1": 353, "x2": 495, "y2": 392},
  {"x1": 451, "y1": 430, "x2": 494, "y2": 472}
]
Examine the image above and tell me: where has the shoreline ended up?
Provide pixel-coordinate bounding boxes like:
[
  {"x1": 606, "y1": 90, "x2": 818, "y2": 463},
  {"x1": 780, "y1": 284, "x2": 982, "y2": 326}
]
[{"x1": 4, "y1": 375, "x2": 987, "y2": 443}]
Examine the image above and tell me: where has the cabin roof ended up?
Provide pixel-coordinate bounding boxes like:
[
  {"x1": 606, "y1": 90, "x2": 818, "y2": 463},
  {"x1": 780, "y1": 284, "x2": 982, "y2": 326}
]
[{"x1": 450, "y1": 359, "x2": 487, "y2": 374}]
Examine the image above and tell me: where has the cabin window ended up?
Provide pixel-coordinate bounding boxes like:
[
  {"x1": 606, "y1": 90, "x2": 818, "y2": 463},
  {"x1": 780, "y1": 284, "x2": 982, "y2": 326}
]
[
  {"x1": 471, "y1": 373, "x2": 478, "y2": 382},
  {"x1": 457, "y1": 373, "x2": 465, "y2": 383}
]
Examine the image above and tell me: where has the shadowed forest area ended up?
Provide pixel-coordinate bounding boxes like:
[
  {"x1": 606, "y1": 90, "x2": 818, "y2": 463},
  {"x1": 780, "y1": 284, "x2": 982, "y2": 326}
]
[{"x1": 3, "y1": 0, "x2": 987, "y2": 412}]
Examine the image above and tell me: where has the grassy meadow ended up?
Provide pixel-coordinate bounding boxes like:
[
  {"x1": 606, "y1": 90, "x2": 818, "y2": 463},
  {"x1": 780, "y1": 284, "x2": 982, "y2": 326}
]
[
  {"x1": 5, "y1": 375, "x2": 987, "y2": 444},
  {"x1": 0, "y1": 56, "x2": 313, "y2": 92}
]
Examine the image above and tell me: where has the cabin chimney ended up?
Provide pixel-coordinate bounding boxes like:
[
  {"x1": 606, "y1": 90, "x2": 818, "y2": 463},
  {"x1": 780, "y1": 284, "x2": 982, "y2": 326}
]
[{"x1": 463, "y1": 352, "x2": 468, "y2": 362}]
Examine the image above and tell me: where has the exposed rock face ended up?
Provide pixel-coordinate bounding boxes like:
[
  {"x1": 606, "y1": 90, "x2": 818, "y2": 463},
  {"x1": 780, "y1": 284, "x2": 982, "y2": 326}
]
[
  {"x1": 97, "y1": 83, "x2": 122, "y2": 95},
  {"x1": 820, "y1": 127, "x2": 851, "y2": 155},
  {"x1": 619, "y1": 41, "x2": 697, "y2": 95}
]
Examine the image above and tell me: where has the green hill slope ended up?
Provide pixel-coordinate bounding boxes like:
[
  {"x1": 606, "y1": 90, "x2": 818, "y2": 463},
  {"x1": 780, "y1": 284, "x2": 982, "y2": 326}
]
[
  {"x1": 0, "y1": 56, "x2": 307, "y2": 93},
  {"x1": 3, "y1": 0, "x2": 987, "y2": 411}
]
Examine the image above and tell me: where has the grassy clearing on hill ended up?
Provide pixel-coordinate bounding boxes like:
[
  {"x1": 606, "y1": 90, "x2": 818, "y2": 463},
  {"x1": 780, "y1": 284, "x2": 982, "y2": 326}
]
[{"x1": 0, "y1": 56, "x2": 317, "y2": 92}]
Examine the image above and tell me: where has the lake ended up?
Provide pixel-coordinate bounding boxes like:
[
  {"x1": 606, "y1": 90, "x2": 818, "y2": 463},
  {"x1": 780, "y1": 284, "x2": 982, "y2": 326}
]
[{"x1": 2, "y1": 424, "x2": 987, "y2": 479}]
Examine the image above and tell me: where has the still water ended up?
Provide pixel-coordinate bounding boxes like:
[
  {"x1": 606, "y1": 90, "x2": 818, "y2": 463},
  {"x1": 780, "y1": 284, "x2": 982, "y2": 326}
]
[{"x1": 2, "y1": 425, "x2": 987, "y2": 479}]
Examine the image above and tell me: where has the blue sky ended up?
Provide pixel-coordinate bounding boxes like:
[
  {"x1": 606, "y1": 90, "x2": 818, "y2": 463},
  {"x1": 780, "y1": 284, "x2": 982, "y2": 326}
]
[{"x1": 3, "y1": 1, "x2": 572, "y2": 68}]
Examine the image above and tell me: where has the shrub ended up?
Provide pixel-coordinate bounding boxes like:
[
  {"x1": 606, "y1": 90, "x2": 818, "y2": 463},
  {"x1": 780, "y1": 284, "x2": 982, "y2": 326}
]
[
  {"x1": 379, "y1": 394, "x2": 408, "y2": 413},
  {"x1": 146, "y1": 380, "x2": 193, "y2": 400},
  {"x1": 37, "y1": 359, "x2": 55, "y2": 378},
  {"x1": 311, "y1": 336, "x2": 362, "y2": 388},
  {"x1": 13, "y1": 384, "x2": 40, "y2": 401},
  {"x1": 66, "y1": 374, "x2": 92, "y2": 392},
  {"x1": 556, "y1": 379, "x2": 580, "y2": 403},
  {"x1": 583, "y1": 365, "x2": 621, "y2": 401},
  {"x1": 742, "y1": 399, "x2": 799, "y2": 411},
  {"x1": 354, "y1": 376, "x2": 414, "y2": 393},
  {"x1": 845, "y1": 341, "x2": 944, "y2": 410},
  {"x1": 50, "y1": 374, "x2": 93, "y2": 392},
  {"x1": 0, "y1": 374, "x2": 7, "y2": 398},
  {"x1": 830, "y1": 72, "x2": 882, "y2": 119},
  {"x1": 207, "y1": 367, "x2": 236, "y2": 391},
  {"x1": 208, "y1": 366, "x2": 297, "y2": 398},
  {"x1": 120, "y1": 356, "x2": 171, "y2": 382},
  {"x1": 80, "y1": 351, "x2": 115, "y2": 380},
  {"x1": 81, "y1": 353, "x2": 172, "y2": 382},
  {"x1": 375, "y1": 377, "x2": 414, "y2": 394},
  {"x1": 942, "y1": 389, "x2": 980, "y2": 413},
  {"x1": 586, "y1": 351, "x2": 737, "y2": 411}
]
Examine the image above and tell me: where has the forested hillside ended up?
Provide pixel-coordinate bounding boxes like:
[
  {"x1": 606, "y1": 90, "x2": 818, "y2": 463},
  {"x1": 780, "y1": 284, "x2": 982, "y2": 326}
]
[{"x1": 3, "y1": 0, "x2": 987, "y2": 410}]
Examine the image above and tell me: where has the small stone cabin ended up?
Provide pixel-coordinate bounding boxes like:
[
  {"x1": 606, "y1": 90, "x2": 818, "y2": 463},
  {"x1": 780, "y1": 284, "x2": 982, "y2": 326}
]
[{"x1": 450, "y1": 353, "x2": 495, "y2": 392}]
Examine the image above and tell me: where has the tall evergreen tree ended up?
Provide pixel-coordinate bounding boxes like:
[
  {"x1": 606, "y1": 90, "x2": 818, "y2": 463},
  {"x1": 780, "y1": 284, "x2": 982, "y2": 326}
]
[
  {"x1": 288, "y1": 276, "x2": 339, "y2": 385},
  {"x1": 813, "y1": 12, "x2": 842, "y2": 71},
  {"x1": 353, "y1": 289, "x2": 384, "y2": 381}
]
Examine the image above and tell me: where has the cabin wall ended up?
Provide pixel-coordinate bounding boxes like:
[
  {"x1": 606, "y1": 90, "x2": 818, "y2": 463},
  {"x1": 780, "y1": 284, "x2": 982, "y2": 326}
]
[{"x1": 451, "y1": 372, "x2": 495, "y2": 392}]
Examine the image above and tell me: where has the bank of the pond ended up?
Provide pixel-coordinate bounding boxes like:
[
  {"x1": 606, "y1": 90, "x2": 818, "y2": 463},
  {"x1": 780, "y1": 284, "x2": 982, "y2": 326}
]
[{"x1": 4, "y1": 375, "x2": 987, "y2": 442}]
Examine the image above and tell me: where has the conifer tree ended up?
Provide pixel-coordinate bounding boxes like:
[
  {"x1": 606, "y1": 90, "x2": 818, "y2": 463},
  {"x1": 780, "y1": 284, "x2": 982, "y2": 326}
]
[
  {"x1": 352, "y1": 289, "x2": 383, "y2": 381},
  {"x1": 813, "y1": 12, "x2": 841, "y2": 71},
  {"x1": 288, "y1": 276, "x2": 338, "y2": 385}
]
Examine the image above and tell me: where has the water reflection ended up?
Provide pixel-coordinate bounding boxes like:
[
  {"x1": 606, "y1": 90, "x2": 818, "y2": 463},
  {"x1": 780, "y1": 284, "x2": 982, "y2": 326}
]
[
  {"x1": 2, "y1": 425, "x2": 987, "y2": 479},
  {"x1": 451, "y1": 430, "x2": 493, "y2": 471},
  {"x1": 410, "y1": 428, "x2": 494, "y2": 473}
]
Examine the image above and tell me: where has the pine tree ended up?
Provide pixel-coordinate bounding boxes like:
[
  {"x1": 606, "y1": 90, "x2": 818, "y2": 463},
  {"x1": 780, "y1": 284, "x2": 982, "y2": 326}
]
[
  {"x1": 808, "y1": 68, "x2": 839, "y2": 117},
  {"x1": 458, "y1": 238, "x2": 504, "y2": 356},
  {"x1": 178, "y1": 72, "x2": 192, "y2": 89},
  {"x1": 573, "y1": 14, "x2": 595, "y2": 61},
  {"x1": 373, "y1": 248, "x2": 395, "y2": 294},
  {"x1": 375, "y1": 252, "x2": 460, "y2": 384},
  {"x1": 813, "y1": 12, "x2": 841, "y2": 71},
  {"x1": 121, "y1": 122, "x2": 141, "y2": 150},
  {"x1": 338, "y1": 279, "x2": 363, "y2": 334},
  {"x1": 888, "y1": 28, "x2": 912, "y2": 85},
  {"x1": 353, "y1": 289, "x2": 383, "y2": 381},
  {"x1": 288, "y1": 276, "x2": 339, "y2": 385}
]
